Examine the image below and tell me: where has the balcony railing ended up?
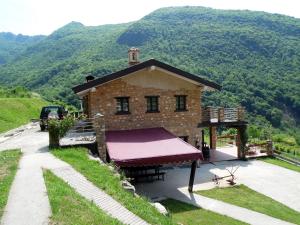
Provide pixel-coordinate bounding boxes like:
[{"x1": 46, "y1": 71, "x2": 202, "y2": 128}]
[{"x1": 202, "y1": 106, "x2": 245, "y2": 123}]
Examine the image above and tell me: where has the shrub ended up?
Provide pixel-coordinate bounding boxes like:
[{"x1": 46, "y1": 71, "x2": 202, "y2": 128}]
[
  {"x1": 247, "y1": 125, "x2": 261, "y2": 139},
  {"x1": 272, "y1": 133, "x2": 296, "y2": 146},
  {"x1": 48, "y1": 116, "x2": 75, "y2": 148},
  {"x1": 294, "y1": 133, "x2": 300, "y2": 146}
]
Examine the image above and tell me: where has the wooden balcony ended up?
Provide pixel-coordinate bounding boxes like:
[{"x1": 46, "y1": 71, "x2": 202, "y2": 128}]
[{"x1": 199, "y1": 106, "x2": 247, "y2": 127}]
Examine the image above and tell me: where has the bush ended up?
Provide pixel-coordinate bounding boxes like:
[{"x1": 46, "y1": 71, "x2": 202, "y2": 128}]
[
  {"x1": 294, "y1": 133, "x2": 300, "y2": 146},
  {"x1": 48, "y1": 116, "x2": 75, "y2": 148},
  {"x1": 247, "y1": 125, "x2": 261, "y2": 139},
  {"x1": 272, "y1": 133, "x2": 296, "y2": 146}
]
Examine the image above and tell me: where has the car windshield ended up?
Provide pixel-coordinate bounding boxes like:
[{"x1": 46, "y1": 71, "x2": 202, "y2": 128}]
[{"x1": 40, "y1": 106, "x2": 63, "y2": 118}]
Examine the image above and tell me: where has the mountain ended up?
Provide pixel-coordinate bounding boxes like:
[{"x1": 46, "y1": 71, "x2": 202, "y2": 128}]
[
  {"x1": 0, "y1": 6, "x2": 299, "y2": 133},
  {"x1": 0, "y1": 32, "x2": 45, "y2": 64}
]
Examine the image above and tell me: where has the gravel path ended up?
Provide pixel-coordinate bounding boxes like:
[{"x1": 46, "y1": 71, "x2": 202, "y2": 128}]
[
  {"x1": 0, "y1": 124, "x2": 51, "y2": 225},
  {"x1": 47, "y1": 158, "x2": 149, "y2": 225},
  {"x1": 0, "y1": 124, "x2": 148, "y2": 225}
]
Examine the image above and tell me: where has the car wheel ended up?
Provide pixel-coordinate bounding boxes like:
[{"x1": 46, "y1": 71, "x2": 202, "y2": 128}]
[{"x1": 40, "y1": 125, "x2": 46, "y2": 131}]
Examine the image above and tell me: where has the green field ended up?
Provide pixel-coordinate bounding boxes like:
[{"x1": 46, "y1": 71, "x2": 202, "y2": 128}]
[
  {"x1": 161, "y1": 199, "x2": 248, "y2": 225},
  {"x1": 51, "y1": 147, "x2": 175, "y2": 225},
  {"x1": 0, "y1": 150, "x2": 22, "y2": 218},
  {"x1": 197, "y1": 184, "x2": 300, "y2": 225},
  {"x1": 262, "y1": 157, "x2": 300, "y2": 173},
  {"x1": 43, "y1": 170, "x2": 123, "y2": 225},
  {"x1": 0, "y1": 98, "x2": 47, "y2": 133}
]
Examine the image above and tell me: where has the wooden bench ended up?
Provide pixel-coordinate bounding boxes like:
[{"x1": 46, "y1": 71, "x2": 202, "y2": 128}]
[{"x1": 131, "y1": 172, "x2": 166, "y2": 182}]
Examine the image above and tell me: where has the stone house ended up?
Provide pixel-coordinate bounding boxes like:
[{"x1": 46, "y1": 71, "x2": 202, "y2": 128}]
[
  {"x1": 72, "y1": 48, "x2": 247, "y2": 191},
  {"x1": 73, "y1": 48, "x2": 221, "y2": 147}
]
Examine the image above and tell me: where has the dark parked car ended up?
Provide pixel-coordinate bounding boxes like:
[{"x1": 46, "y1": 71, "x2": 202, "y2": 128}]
[{"x1": 39, "y1": 106, "x2": 67, "y2": 131}]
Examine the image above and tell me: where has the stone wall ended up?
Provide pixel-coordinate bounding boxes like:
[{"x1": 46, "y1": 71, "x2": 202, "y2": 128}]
[{"x1": 88, "y1": 69, "x2": 203, "y2": 146}]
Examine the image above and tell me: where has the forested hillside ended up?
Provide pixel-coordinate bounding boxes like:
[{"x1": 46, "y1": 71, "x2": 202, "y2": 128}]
[
  {"x1": 0, "y1": 6, "x2": 299, "y2": 135},
  {"x1": 0, "y1": 32, "x2": 45, "y2": 64}
]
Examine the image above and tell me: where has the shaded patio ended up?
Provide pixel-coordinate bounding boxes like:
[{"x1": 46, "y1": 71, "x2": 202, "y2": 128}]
[{"x1": 202, "y1": 146, "x2": 238, "y2": 163}]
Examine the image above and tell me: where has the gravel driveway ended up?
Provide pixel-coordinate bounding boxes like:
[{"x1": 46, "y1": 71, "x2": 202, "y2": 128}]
[
  {"x1": 0, "y1": 123, "x2": 51, "y2": 225},
  {"x1": 136, "y1": 159, "x2": 300, "y2": 212}
]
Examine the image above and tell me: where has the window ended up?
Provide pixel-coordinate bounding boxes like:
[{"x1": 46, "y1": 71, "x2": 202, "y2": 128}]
[
  {"x1": 175, "y1": 95, "x2": 187, "y2": 111},
  {"x1": 146, "y1": 96, "x2": 159, "y2": 112},
  {"x1": 179, "y1": 136, "x2": 189, "y2": 143},
  {"x1": 115, "y1": 97, "x2": 130, "y2": 114}
]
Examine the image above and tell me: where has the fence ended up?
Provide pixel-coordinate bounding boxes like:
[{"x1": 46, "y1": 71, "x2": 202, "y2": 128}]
[
  {"x1": 246, "y1": 141, "x2": 273, "y2": 156},
  {"x1": 59, "y1": 118, "x2": 97, "y2": 153},
  {"x1": 217, "y1": 134, "x2": 236, "y2": 147},
  {"x1": 202, "y1": 106, "x2": 245, "y2": 123}
]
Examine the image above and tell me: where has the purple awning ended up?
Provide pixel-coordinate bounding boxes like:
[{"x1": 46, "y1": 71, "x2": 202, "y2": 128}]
[{"x1": 106, "y1": 127, "x2": 203, "y2": 167}]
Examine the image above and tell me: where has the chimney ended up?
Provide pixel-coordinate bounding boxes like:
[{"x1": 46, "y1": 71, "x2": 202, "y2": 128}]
[
  {"x1": 128, "y1": 47, "x2": 140, "y2": 66},
  {"x1": 85, "y1": 74, "x2": 95, "y2": 83}
]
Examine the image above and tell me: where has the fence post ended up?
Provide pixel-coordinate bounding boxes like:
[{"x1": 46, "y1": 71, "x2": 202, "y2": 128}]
[
  {"x1": 94, "y1": 113, "x2": 106, "y2": 162},
  {"x1": 218, "y1": 107, "x2": 224, "y2": 122},
  {"x1": 266, "y1": 140, "x2": 273, "y2": 156},
  {"x1": 237, "y1": 106, "x2": 245, "y2": 121},
  {"x1": 209, "y1": 126, "x2": 217, "y2": 150},
  {"x1": 206, "y1": 106, "x2": 212, "y2": 122},
  {"x1": 236, "y1": 125, "x2": 247, "y2": 159}
]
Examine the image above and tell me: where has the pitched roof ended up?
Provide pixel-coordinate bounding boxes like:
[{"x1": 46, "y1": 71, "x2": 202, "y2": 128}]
[{"x1": 72, "y1": 58, "x2": 221, "y2": 94}]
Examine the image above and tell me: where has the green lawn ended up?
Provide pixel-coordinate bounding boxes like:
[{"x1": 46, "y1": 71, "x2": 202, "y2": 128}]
[
  {"x1": 0, "y1": 150, "x2": 22, "y2": 217},
  {"x1": 197, "y1": 184, "x2": 300, "y2": 225},
  {"x1": 43, "y1": 170, "x2": 123, "y2": 225},
  {"x1": 161, "y1": 199, "x2": 248, "y2": 225},
  {"x1": 51, "y1": 148, "x2": 175, "y2": 225},
  {"x1": 0, "y1": 97, "x2": 47, "y2": 133},
  {"x1": 262, "y1": 157, "x2": 300, "y2": 173}
]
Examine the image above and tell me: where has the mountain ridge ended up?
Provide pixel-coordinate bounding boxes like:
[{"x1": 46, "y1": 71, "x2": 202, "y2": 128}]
[
  {"x1": 0, "y1": 32, "x2": 45, "y2": 64},
  {"x1": 0, "y1": 6, "x2": 299, "y2": 132}
]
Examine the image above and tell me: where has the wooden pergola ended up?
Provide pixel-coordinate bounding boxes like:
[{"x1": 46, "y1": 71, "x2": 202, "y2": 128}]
[{"x1": 199, "y1": 106, "x2": 248, "y2": 159}]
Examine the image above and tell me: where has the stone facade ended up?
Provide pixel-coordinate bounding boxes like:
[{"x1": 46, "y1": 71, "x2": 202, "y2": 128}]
[
  {"x1": 94, "y1": 113, "x2": 106, "y2": 161},
  {"x1": 86, "y1": 68, "x2": 204, "y2": 147}
]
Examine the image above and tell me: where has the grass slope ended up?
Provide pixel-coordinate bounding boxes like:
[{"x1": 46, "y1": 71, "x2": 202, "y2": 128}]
[
  {"x1": 0, "y1": 150, "x2": 22, "y2": 218},
  {"x1": 51, "y1": 148, "x2": 175, "y2": 225},
  {"x1": 0, "y1": 97, "x2": 47, "y2": 133},
  {"x1": 197, "y1": 184, "x2": 300, "y2": 225},
  {"x1": 161, "y1": 199, "x2": 248, "y2": 225},
  {"x1": 43, "y1": 170, "x2": 123, "y2": 225},
  {"x1": 262, "y1": 157, "x2": 300, "y2": 173}
]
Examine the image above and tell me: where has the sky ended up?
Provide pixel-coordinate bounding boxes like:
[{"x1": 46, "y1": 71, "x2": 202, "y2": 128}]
[{"x1": 0, "y1": 0, "x2": 300, "y2": 35}]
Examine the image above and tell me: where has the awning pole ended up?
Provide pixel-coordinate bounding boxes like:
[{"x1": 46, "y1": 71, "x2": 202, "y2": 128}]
[{"x1": 188, "y1": 161, "x2": 197, "y2": 192}]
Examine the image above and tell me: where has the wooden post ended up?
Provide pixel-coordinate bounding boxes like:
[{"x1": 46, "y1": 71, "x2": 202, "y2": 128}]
[
  {"x1": 236, "y1": 125, "x2": 247, "y2": 159},
  {"x1": 218, "y1": 107, "x2": 225, "y2": 122},
  {"x1": 188, "y1": 161, "x2": 197, "y2": 192},
  {"x1": 236, "y1": 131, "x2": 242, "y2": 158},
  {"x1": 237, "y1": 106, "x2": 245, "y2": 121},
  {"x1": 266, "y1": 140, "x2": 273, "y2": 156},
  {"x1": 209, "y1": 126, "x2": 217, "y2": 150}
]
